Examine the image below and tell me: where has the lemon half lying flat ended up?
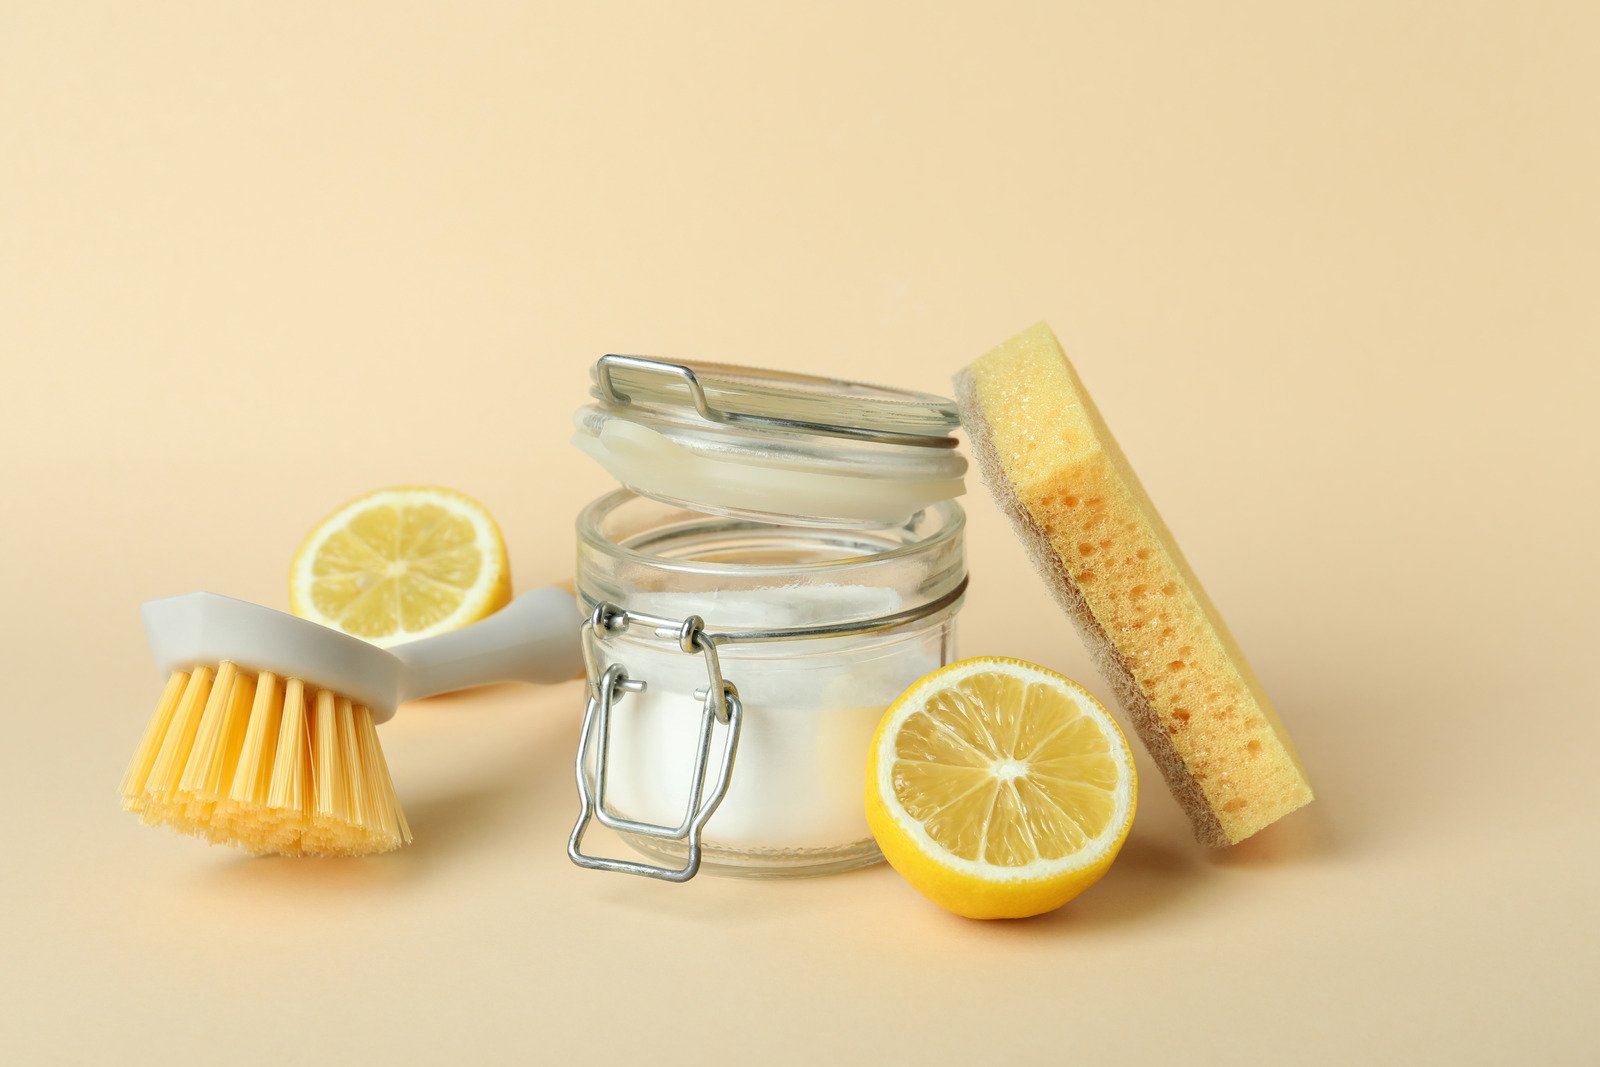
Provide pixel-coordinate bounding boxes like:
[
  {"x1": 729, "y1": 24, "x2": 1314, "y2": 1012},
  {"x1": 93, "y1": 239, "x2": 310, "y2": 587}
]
[
  {"x1": 866, "y1": 657, "x2": 1137, "y2": 919},
  {"x1": 290, "y1": 486, "x2": 511, "y2": 647}
]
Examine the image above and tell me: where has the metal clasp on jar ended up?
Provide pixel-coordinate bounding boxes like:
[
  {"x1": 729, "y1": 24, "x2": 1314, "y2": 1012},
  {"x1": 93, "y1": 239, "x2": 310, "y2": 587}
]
[
  {"x1": 566, "y1": 602, "x2": 743, "y2": 882},
  {"x1": 565, "y1": 576, "x2": 968, "y2": 882}
]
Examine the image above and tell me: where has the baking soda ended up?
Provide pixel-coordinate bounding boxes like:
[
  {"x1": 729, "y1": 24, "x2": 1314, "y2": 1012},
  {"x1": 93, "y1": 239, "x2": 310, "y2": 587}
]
[{"x1": 597, "y1": 585, "x2": 945, "y2": 850}]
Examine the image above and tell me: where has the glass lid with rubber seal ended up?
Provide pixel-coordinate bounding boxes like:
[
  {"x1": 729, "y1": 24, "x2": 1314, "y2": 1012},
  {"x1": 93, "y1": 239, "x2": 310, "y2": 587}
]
[{"x1": 573, "y1": 355, "x2": 966, "y2": 528}]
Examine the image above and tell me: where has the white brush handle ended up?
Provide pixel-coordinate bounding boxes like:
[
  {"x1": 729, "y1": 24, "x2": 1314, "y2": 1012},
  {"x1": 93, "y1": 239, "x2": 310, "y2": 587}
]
[
  {"x1": 392, "y1": 586, "x2": 584, "y2": 702},
  {"x1": 143, "y1": 591, "x2": 407, "y2": 719}
]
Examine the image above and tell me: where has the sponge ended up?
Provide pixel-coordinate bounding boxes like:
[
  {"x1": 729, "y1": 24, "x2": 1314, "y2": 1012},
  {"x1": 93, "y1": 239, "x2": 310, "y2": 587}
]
[{"x1": 955, "y1": 323, "x2": 1312, "y2": 846}]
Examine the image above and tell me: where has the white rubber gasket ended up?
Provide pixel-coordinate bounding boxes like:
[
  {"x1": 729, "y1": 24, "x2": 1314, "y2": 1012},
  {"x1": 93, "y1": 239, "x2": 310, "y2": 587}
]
[{"x1": 574, "y1": 418, "x2": 965, "y2": 525}]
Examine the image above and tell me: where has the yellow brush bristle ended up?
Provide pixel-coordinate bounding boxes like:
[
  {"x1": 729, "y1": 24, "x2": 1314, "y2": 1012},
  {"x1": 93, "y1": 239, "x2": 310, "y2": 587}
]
[{"x1": 121, "y1": 664, "x2": 412, "y2": 856}]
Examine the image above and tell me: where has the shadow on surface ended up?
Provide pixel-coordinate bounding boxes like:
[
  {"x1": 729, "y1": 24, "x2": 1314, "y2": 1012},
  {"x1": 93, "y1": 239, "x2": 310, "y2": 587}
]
[
  {"x1": 400, "y1": 740, "x2": 573, "y2": 862},
  {"x1": 1208, "y1": 804, "x2": 1335, "y2": 867},
  {"x1": 189, "y1": 693, "x2": 577, "y2": 895},
  {"x1": 1048, "y1": 833, "x2": 1201, "y2": 929},
  {"x1": 961, "y1": 831, "x2": 1205, "y2": 936},
  {"x1": 954, "y1": 802, "x2": 1337, "y2": 934}
]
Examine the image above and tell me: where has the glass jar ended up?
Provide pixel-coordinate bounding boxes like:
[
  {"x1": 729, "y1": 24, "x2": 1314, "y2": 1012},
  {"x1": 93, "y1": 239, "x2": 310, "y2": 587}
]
[{"x1": 567, "y1": 356, "x2": 968, "y2": 880}]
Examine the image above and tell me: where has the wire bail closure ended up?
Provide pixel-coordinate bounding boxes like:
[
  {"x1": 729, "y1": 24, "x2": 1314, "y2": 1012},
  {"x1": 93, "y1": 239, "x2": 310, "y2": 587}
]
[
  {"x1": 567, "y1": 602, "x2": 744, "y2": 882},
  {"x1": 565, "y1": 575, "x2": 967, "y2": 883}
]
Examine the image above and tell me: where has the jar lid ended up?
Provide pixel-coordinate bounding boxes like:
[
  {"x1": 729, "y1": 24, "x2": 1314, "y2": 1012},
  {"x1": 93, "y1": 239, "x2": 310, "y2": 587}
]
[{"x1": 573, "y1": 355, "x2": 967, "y2": 527}]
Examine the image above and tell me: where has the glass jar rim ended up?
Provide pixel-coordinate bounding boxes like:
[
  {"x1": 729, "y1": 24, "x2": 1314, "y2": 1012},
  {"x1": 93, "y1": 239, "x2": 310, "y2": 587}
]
[{"x1": 576, "y1": 489, "x2": 966, "y2": 578}]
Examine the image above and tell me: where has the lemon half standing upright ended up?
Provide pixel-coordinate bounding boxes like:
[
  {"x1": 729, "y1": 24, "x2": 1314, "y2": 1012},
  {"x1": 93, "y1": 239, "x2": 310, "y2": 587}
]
[
  {"x1": 290, "y1": 486, "x2": 512, "y2": 647},
  {"x1": 866, "y1": 657, "x2": 1137, "y2": 919}
]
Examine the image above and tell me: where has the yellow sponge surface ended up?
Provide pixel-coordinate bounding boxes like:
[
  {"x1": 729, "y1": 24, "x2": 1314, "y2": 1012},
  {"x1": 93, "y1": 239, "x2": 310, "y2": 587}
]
[{"x1": 956, "y1": 323, "x2": 1311, "y2": 845}]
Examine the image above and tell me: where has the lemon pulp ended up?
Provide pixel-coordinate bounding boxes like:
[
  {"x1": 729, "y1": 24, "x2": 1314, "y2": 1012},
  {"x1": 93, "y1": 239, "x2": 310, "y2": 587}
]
[
  {"x1": 867, "y1": 657, "x2": 1136, "y2": 918},
  {"x1": 290, "y1": 486, "x2": 511, "y2": 646}
]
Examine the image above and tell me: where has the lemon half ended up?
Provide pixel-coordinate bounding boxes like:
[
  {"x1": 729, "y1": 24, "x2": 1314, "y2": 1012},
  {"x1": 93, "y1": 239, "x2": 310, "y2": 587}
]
[
  {"x1": 290, "y1": 486, "x2": 511, "y2": 647},
  {"x1": 866, "y1": 657, "x2": 1137, "y2": 919}
]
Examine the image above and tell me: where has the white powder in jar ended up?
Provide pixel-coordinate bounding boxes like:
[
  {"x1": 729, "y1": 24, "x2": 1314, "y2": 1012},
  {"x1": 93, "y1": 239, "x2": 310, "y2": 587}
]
[{"x1": 597, "y1": 584, "x2": 944, "y2": 851}]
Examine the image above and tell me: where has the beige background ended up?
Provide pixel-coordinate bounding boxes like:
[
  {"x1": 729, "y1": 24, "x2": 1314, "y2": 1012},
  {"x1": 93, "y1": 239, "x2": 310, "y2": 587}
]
[{"x1": 3, "y1": 2, "x2": 1596, "y2": 1063}]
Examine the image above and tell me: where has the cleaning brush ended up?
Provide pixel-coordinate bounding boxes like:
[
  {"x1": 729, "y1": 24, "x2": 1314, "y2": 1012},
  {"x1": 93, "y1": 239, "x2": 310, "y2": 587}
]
[{"x1": 121, "y1": 587, "x2": 582, "y2": 856}]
